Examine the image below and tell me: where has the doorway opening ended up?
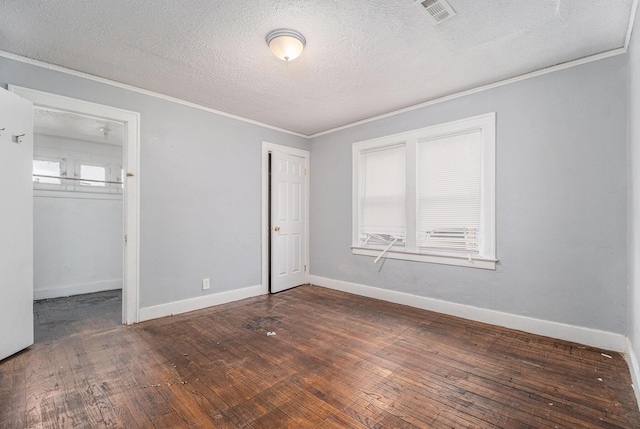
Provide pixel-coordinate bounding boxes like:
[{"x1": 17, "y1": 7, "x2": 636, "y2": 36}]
[
  {"x1": 10, "y1": 85, "x2": 141, "y2": 324},
  {"x1": 32, "y1": 107, "x2": 125, "y2": 329}
]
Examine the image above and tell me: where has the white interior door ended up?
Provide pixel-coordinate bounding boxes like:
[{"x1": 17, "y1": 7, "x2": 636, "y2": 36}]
[
  {"x1": 0, "y1": 88, "x2": 34, "y2": 361},
  {"x1": 271, "y1": 151, "x2": 306, "y2": 293}
]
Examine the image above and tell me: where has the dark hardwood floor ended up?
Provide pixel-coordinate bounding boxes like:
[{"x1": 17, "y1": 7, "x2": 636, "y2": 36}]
[{"x1": 1, "y1": 285, "x2": 638, "y2": 428}]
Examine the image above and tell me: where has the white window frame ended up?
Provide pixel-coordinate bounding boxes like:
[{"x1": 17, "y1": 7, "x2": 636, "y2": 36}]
[
  {"x1": 352, "y1": 112, "x2": 497, "y2": 270},
  {"x1": 74, "y1": 159, "x2": 109, "y2": 192},
  {"x1": 33, "y1": 147, "x2": 123, "y2": 199},
  {"x1": 32, "y1": 155, "x2": 67, "y2": 190}
]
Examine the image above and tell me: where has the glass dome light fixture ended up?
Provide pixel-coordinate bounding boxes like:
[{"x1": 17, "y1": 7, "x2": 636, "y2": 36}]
[{"x1": 266, "y1": 29, "x2": 306, "y2": 61}]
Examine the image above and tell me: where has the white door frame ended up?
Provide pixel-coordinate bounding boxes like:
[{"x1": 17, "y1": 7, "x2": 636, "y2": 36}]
[
  {"x1": 261, "y1": 142, "x2": 309, "y2": 294},
  {"x1": 9, "y1": 85, "x2": 141, "y2": 324}
]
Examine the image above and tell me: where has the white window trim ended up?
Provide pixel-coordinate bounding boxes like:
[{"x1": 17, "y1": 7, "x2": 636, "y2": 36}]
[
  {"x1": 32, "y1": 155, "x2": 67, "y2": 190},
  {"x1": 352, "y1": 112, "x2": 497, "y2": 270},
  {"x1": 351, "y1": 247, "x2": 497, "y2": 270},
  {"x1": 33, "y1": 147, "x2": 123, "y2": 199},
  {"x1": 74, "y1": 159, "x2": 110, "y2": 192}
]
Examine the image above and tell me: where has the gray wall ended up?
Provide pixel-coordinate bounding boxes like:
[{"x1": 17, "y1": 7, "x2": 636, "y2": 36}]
[
  {"x1": 310, "y1": 55, "x2": 628, "y2": 334},
  {"x1": 628, "y1": 3, "x2": 640, "y2": 362},
  {"x1": 0, "y1": 56, "x2": 309, "y2": 308}
]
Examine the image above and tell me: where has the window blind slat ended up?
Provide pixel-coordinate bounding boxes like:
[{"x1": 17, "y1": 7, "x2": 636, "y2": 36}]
[
  {"x1": 417, "y1": 130, "x2": 482, "y2": 253},
  {"x1": 360, "y1": 145, "x2": 406, "y2": 241}
]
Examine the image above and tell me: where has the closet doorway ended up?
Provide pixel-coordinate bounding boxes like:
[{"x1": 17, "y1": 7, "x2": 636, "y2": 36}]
[
  {"x1": 10, "y1": 85, "x2": 140, "y2": 324},
  {"x1": 32, "y1": 107, "x2": 124, "y2": 323}
]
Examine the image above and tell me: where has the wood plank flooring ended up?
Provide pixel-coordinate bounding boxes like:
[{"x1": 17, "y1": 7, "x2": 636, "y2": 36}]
[{"x1": 1, "y1": 285, "x2": 638, "y2": 428}]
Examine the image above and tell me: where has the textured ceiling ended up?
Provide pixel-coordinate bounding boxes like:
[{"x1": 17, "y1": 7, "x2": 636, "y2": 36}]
[
  {"x1": 0, "y1": 0, "x2": 634, "y2": 136},
  {"x1": 34, "y1": 107, "x2": 124, "y2": 146}
]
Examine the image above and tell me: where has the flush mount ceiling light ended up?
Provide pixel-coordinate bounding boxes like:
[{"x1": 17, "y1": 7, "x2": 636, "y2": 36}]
[{"x1": 266, "y1": 29, "x2": 306, "y2": 61}]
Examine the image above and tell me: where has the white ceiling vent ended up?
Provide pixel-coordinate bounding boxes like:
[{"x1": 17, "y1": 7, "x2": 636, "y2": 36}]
[{"x1": 414, "y1": 0, "x2": 456, "y2": 25}]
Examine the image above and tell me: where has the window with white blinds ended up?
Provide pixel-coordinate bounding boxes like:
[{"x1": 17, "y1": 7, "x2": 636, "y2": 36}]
[
  {"x1": 417, "y1": 130, "x2": 481, "y2": 254},
  {"x1": 360, "y1": 145, "x2": 406, "y2": 245},
  {"x1": 352, "y1": 113, "x2": 496, "y2": 270}
]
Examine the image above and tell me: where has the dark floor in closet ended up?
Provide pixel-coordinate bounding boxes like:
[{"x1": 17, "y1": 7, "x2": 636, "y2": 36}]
[{"x1": 33, "y1": 289, "x2": 121, "y2": 343}]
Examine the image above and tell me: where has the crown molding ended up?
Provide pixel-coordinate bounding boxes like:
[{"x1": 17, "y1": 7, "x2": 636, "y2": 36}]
[
  {"x1": 0, "y1": 50, "x2": 308, "y2": 138},
  {"x1": 309, "y1": 46, "x2": 629, "y2": 138}
]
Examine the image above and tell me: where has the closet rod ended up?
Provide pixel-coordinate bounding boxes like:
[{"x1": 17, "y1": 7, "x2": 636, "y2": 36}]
[{"x1": 32, "y1": 174, "x2": 123, "y2": 185}]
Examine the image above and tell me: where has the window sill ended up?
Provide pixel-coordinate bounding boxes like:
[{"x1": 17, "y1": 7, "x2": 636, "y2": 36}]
[{"x1": 351, "y1": 247, "x2": 497, "y2": 270}]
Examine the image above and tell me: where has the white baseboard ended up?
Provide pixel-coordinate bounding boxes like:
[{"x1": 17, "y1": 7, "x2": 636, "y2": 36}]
[
  {"x1": 308, "y1": 275, "x2": 626, "y2": 352},
  {"x1": 139, "y1": 284, "x2": 264, "y2": 322},
  {"x1": 34, "y1": 279, "x2": 122, "y2": 300},
  {"x1": 626, "y1": 338, "x2": 640, "y2": 410}
]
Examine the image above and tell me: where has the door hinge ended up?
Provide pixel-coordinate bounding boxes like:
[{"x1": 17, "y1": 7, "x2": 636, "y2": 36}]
[
  {"x1": 304, "y1": 168, "x2": 307, "y2": 176},
  {"x1": 124, "y1": 234, "x2": 128, "y2": 244},
  {"x1": 304, "y1": 265, "x2": 307, "y2": 272}
]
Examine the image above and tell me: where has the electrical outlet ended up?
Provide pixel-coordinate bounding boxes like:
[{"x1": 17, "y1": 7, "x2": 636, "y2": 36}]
[{"x1": 202, "y1": 278, "x2": 210, "y2": 290}]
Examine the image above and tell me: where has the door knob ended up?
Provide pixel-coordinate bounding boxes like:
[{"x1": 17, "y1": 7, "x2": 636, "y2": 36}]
[{"x1": 274, "y1": 226, "x2": 280, "y2": 232}]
